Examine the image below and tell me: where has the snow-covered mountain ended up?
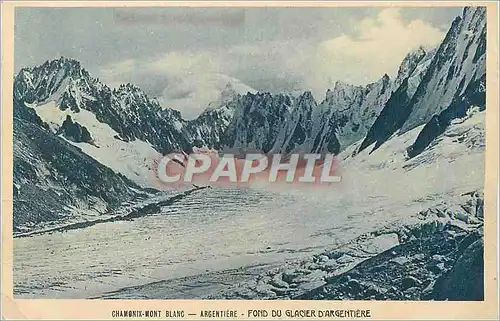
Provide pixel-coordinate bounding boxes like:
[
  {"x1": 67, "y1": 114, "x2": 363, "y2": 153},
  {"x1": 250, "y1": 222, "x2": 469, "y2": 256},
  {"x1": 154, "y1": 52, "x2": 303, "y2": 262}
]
[
  {"x1": 12, "y1": 5, "x2": 486, "y2": 196},
  {"x1": 318, "y1": 74, "x2": 392, "y2": 150},
  {"x1": 402, "y1": 6, "x2": 486, "y2": 132},
  {"x1": 14, "y1": 59, "x2": 192, "y2": 155},
  {"x1": 214, "y1": 75, "x2": 391, "y2": 154},
  {"x1": 360, "y1": 6, "x2": 486, "y2": 154},
  {"x1": 14, "y1": 59, "x2": 196, "y2": 188}
]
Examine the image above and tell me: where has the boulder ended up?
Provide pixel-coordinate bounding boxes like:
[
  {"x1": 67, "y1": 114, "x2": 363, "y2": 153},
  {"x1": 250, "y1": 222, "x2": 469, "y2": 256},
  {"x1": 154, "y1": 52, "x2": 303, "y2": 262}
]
[{"x1": 432, "y1": 238, "x2": 484, "y2": 300}]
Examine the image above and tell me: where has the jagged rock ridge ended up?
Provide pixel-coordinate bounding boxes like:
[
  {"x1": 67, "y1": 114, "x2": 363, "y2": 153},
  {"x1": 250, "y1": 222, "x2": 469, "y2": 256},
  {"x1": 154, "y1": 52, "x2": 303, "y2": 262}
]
[
  {"x1": 14, "y1": 59, "x2": 192, "y2": 154},
  {"x1": 319, "y1": 74, "x2": 392, "y2": 150}
]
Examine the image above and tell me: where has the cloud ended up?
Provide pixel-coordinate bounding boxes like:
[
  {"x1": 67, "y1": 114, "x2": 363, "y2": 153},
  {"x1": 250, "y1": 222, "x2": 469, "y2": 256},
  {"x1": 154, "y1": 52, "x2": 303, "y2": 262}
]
[
  {"x1": 297, "y1": 8, "x2": 445, "y2": 97},
  {"x1": 98, "y1": 8, "x2": 446, "y2": 118},
  {"x1": 99, "y1": 59, "x2": 138, "y2": 87},
  {"x1": 99, "y1": 51, "x2": 256, "y2": 120},
  {"x1": 148, "y1": 51, "x2": 217, "y2": 74},
  {"x1": 218, "y1": 8, "x2": 444, "y2": 100},
  {"x1": 158, "y1": 73, "x2": 255, "y2": 119}
]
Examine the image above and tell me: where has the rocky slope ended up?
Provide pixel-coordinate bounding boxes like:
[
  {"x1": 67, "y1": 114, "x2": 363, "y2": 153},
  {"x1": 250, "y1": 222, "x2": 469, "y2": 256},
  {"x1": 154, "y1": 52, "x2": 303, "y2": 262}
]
[
  {"x1": 208, "y1": 191, "x2": 484, "y2": 301},
  {"x1": 407, "y1": 73, "x2": 486, "y2": 158},
  {"x1": 296, "y1": 191, "x2": 484, "y2": 301},
  {"x1": 13, "y1": 102, "x2": 149, "y2": 234},
  {"x1": 402, "y1": 6, "x2": 486, "y2": 132}
]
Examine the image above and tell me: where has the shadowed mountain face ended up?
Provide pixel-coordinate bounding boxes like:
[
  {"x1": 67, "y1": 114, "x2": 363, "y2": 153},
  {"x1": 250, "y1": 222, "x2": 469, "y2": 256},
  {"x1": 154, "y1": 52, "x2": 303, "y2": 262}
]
[
  {"x1": 319, "y1": 75, "x2": 392, "y2": 151},
  {"x1": 13, "y1": 102, "x2": 144, "y2": 232},
  {"x1": 358, "y1": 78, "x2": 415, "y2": 153},
  {"x1": 221, "y1": 91, "x2": 341, "y2": 155},
  {"x1": 401, "y1": 7, "x2": 486, "y2": 132}
]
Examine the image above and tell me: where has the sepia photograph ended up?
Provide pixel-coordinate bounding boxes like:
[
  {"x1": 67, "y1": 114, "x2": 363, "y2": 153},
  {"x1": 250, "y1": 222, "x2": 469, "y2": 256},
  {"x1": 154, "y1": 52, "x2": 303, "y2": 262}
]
[{"x1": 1, "y1": 1, "x2": 499, "y2": 320}]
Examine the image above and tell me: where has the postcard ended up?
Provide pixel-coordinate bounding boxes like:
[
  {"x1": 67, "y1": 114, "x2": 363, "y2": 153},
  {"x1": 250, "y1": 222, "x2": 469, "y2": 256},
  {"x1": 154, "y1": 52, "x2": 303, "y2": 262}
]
[{"x1": 1, "y1": 1, "x2": 498, "y2": 320}]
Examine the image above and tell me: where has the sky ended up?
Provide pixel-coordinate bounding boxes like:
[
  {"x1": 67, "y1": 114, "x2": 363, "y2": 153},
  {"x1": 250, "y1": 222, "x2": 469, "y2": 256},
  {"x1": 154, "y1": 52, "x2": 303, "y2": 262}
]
[{"x1": 15, "y1": 6, "x2": 463, "y2": 119}]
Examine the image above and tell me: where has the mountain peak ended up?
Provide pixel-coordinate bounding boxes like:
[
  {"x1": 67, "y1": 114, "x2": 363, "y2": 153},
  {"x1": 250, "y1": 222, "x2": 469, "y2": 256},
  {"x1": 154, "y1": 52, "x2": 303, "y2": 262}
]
[
  {"x1": 297, "y1": 90, "x2": 317, "y2": 106},
  {"x1": 113, "y1": 82, "x2": 160, "y2": 110},
  {"x1": 220, "y1": 82, "x2": 238, "y2": 102},
  {"x1": 17, "y1": 57, "x2": 85, "y2": 80},
  {"x1": 333, "y1": 80, "x2": 354, "y2": 90},
  {"x1": 205, "y1": 82, "x2": 240, "y2": 112},
  {"x1": 116, "y1": 82, "x2": 143, "y2": 93},
  {"x1": 299, "y1": 90, "x2": 314, "y2": 99},
  {"x1": 461, "y1": 6, "x2": 486, "y2": 21},
  {"x1": 323, "y1": 80, "x2": 362, "y2": 102},
  {"x1": 43, "y1": 57, "x2": 84, "y2": 75},
  {"x1": 394, "y1": 46, "x2": 427, "y2": 89},
  {"x1": 14, "y1": 57, "x2": 97, "y2": 104}
]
